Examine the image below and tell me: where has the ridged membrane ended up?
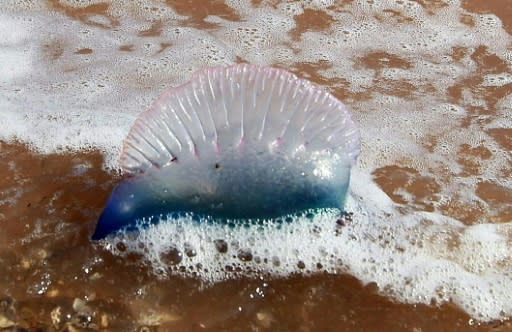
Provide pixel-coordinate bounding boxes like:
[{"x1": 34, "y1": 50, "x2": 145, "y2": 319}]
[{"x1": 120, "y1": 64, "x2": 359, "y2": 174}]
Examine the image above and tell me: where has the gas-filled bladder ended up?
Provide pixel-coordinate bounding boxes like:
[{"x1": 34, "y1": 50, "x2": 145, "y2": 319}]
[{"x1": 92, "y1": 64, "x2": 360, "y2": 240}]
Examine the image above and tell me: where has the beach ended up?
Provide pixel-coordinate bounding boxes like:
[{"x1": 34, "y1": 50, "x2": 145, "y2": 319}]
[{"x1": 0, "y1": 0, "x2": 511, "y2": 330}]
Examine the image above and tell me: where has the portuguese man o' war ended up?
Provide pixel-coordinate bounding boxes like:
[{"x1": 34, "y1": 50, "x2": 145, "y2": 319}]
[{"x1": 92, "y1": 64, "x2": 360, "y2": 240}]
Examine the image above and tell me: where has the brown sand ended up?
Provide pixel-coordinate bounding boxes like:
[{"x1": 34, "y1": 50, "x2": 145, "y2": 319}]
[{"x1": 0, "y1": 142, "x2": 509, "y2": 332}]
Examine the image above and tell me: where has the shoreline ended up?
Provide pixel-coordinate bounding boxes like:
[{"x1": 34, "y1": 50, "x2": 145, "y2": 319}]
[{"x1": 0, "y1": 141, "x2": 509, "y2": 331}]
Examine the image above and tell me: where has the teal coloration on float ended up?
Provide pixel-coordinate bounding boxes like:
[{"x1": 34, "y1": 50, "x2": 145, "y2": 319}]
[{"x1": 92, "y1": 64, "x2": 360, "y2": 240}]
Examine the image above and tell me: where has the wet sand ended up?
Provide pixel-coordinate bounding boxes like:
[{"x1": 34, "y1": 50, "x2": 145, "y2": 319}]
[
  {"x1": 0, "y1": 144, "x2": 508, "y2": 331},
  {"x1": 1, "y1": 0, "x2": 512, "y2": 331}
]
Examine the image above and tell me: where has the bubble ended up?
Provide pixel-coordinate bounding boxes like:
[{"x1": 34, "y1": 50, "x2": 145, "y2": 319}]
[
  {"x1": 159, "y1": 247, "x2": 183, "y2": 265},
  {"x1": 237, "y1": 249, "x2": 253, "y2": 262},
  {"x1": 184, "y1": 243, "x2": 197, "y2": 258},
  {"x1": 214, "y1": 239, "x2": 228, "y2": 253}
]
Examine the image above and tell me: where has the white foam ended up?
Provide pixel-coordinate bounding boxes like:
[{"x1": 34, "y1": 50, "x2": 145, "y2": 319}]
[
  {"x1": 482, "y1": 73, "x2": 512, "y2": 87},
  {"x1": 54, "y1": 0, "x2": 106, "y2": 7},
  {"x1": 1, "y1": 0, "x2": 512, "y2": 322},
  {"x1": 0, "y1": 15, "x2": 33, "y2": 82}
]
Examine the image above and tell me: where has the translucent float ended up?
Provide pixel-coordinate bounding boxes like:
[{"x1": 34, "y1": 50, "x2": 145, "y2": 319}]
[{"x1": 92, "y1": 64, "x2": 360, "y2": 239}]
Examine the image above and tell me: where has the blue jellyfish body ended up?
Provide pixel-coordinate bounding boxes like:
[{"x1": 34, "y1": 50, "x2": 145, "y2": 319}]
[{"x1": 92, "y1": 64, "x2": 360, "y2": 240}]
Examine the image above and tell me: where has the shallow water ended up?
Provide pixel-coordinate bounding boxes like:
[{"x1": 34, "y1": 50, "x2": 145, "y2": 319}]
[
  {"x1": 0, "y1": 142, "x2": 504, "y2": 331},
  {"x1": 0, "y1": 0, "x2": 511, "y2": 331}
]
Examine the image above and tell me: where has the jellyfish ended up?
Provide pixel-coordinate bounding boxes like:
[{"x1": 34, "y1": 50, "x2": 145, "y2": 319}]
[{"x1": 91, "y1": 64, "x2": 360, "y2": 240}]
